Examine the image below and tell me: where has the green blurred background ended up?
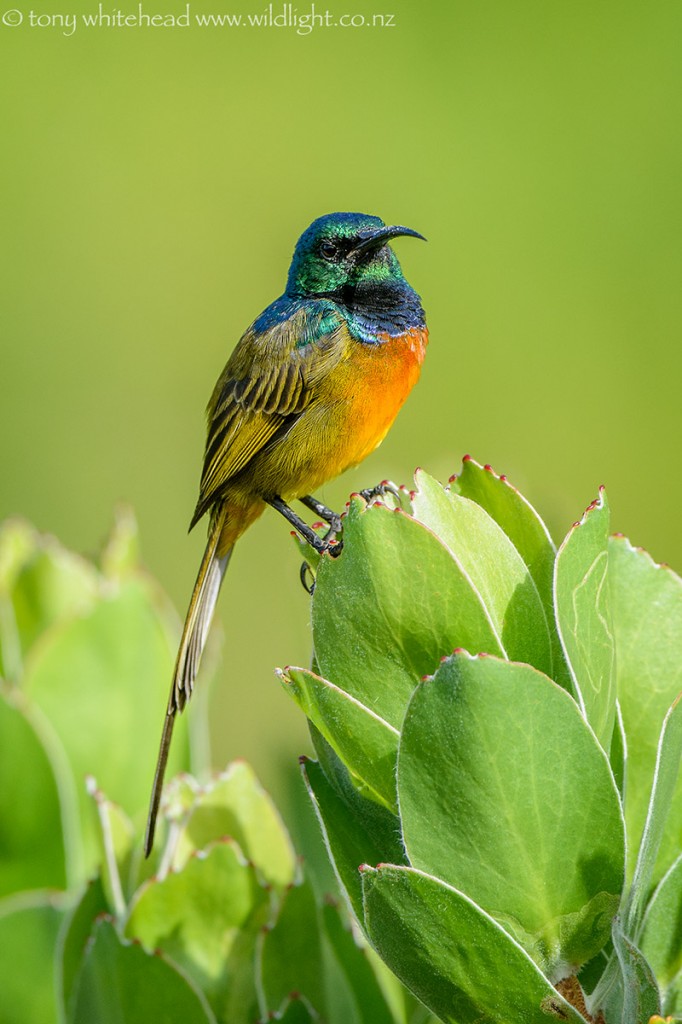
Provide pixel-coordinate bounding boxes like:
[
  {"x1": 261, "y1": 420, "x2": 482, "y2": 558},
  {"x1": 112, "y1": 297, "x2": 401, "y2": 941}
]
[{"x1": 1, "y1": 0, "x2": 681, "y2": 806}]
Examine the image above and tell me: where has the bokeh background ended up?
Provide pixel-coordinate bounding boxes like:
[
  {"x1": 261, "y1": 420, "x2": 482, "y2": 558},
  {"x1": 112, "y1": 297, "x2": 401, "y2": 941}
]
[{"x1": 2, "y1": 0, "x2": 681, "y2": 815}]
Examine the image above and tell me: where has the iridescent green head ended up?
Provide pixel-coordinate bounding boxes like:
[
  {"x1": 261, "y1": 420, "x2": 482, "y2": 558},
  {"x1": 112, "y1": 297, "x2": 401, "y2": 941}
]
[{"x1": 285, "y1": 212, "x2": 426, "y2": 298}]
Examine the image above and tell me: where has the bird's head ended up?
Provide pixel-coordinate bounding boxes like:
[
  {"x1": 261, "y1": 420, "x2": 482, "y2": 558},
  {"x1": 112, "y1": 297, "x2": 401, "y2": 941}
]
[{"x1": 285, "y1": 212, "x2": 425, "y2": 299}]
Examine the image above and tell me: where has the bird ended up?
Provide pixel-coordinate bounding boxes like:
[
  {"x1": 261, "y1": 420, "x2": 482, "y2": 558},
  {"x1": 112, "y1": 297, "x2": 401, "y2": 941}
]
[{"x1": 144, "y1": 211, "x2": 428, "y2": 856}]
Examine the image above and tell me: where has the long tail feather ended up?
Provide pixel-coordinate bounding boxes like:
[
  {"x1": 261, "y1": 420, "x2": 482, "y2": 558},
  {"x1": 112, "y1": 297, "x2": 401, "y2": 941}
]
[{"x1": 144, "y1": 509, "x2": 231, "y2": 857}]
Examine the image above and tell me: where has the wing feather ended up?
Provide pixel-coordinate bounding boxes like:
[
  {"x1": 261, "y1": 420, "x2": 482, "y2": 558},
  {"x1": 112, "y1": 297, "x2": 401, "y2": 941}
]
[{"x1": 190, "y1": 301, "x2": 346, "y2": 527}]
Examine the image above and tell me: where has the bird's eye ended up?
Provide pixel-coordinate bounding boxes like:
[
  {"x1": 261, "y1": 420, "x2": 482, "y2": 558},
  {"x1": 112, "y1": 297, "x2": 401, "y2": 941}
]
[{"x1": 319, "y1": 240, "x2": 337, "y2": 261}]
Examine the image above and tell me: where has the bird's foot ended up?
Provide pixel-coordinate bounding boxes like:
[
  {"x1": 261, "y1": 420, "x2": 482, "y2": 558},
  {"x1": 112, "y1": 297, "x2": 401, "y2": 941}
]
[
  {"x1": 298, "y1": 527, "x2": 343, "y2": 595},
  {"x1": 359, "y1": 480, "x2": 402, "y2": 507}
]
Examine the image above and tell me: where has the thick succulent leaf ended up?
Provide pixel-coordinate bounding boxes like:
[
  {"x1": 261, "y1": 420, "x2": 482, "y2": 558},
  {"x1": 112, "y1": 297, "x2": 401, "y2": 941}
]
[
  {"x1": 58, "y1": 876, "x2": 109, "y2": 1018},
  {"x1": 609, "y1": 535, "x2": 682, "y2": 884},
  {"x1": 591, "y1": 923, "x2": 660, "y2": 1024},
  {"x1": 264, "y1": 995, "x2": 320, "y2": 1023},
  {"x1": 257, "y1": 876, "x2": 326, "y2": 1017},
  {"x1": 398, "y1": 652, "x2": 624, "y2": 978},
  {"x1": 553, "y1": 490, "x2": 617, "y2": 752},
  {"x1": 69, "y1": 916, "x2": 215, "y2": 1024},
  {"x1": 0, "y1": 684, "x2": 73, "y2": 896},
  {"x1": 11, "y1": 540, "x2": 100, "y2": 665},
  {"x1": 125, "y1": 839, "x2": 269, "y2": 1023},
  {"x1": 312, "y1": 499, "x2": 504, "y2": 729},
  {"x1": 624, "y1": 694, "x2": 682, "y2": 937},
  {"x1": 322, "y1": 900, "x2": 395, "y2": 1024},
  {"x1": 640, "y1": 852, "x2": 682, "y2": 991},
  {"x1": 411, "y1": 469, "x2": 552, "y2": 675},
  {"x1": 301, "y1": 757, "x2": 405, "y2": 924},
  {"x1": 86, "y1": 778, "x2": 136, "y2": 913},
  {"x1": 280, "y1": 667, "x2": 399, "y2": 811},
  {"x1": 171, "y1": 761, "x2": 296, "y2": 890},
  {"x1": 0, "y1": 891, "x2": 66, "y2": 1024},
  {"x1": 663, "y1": 971, "x2": 682, "y2": 1015},
  {"x1": 22, "y1": 577, "x2": 188, "y2": 872},
  {"x1": 452, "y1": 457, "x2": 570, "y2": 687},
  {"x1": 361, "y1": 865, "x2": 587, "y2": 1024}
]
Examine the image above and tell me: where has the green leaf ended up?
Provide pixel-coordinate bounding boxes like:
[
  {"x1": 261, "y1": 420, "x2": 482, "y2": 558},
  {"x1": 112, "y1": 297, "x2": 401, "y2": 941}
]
[
  {"x1": 624, "y1": 694, "x2": 682, "y2": 937},
  {"x1": 609, "y1": 535, "x2": 682, "y2": 884},
  {"x1": 22, "y1": 577, "x2": 188, "y2": 872},
  {"x1": 553, "y1": 489, "x2": 617, "y2": 751},
  {"x1": 361, "y1": 865, "x2": 587, "y2": 1024},
  {"x1": 0, "y1": 891, "x2": 66, "y2": 1024},
  {"x1": 640, "y1": 852, "x2": 682, "y2": 993},
  {"x1": 57, "y1": 876, "x2": 109, "y2": 1018},
  {"x1": 0, "y1": 519, "x2": 36, "y2": 680},
  {"x1": 69, "y1": 916, "x2": 215, "y2": 1024},
  {"x1": 0, "y1": 684, "x2": 73, "y2": 896},
  {"x1": 453, "y1": 457, "x2": 570, "y2": 687},
  {"x1": 265, "y1": 995, "x2": 321, "y2": 1023},
  {"x1": 398, "y1": 652, "x2": 624, "y2": 978},
  {"x1": 312, "y1": 499, "x2": 504, "y2": 729},
  {"x1": 10, "y1": 539, "x2": 100, "y2": 664},
  {"x1": 258, "y1": 876, "x2": 326, "y2": 1017},
  {"x1": 301, "y1": 757, "x2": 405, "y2": 924},
  {"x1": 86, "y1": 778, "x2": 136, "y2": 915},
  {"x1": 411, "y1": 469, "x2": 552, "y2": 676},
  {"x1": 171, "y1": 761, "x2": 296, "y2": 890},
  {"x1": 280, "y1": 667, "x2": 399, "y2": 811},
  {"x1": 322, "y1": 900, "x2": 395, "y2": 1024},
  {"x1": 590, "y1": 923, "x2": 660, "y2": 1024},
  {"x1": 125, "y1": 839, "x2": 269, "y2": 1023}
]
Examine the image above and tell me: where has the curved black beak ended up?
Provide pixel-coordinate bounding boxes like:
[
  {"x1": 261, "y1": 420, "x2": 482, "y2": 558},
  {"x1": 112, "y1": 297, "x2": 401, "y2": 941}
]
[{"x1": 350, "y1": 224, "x2": 427, "y2": 260}]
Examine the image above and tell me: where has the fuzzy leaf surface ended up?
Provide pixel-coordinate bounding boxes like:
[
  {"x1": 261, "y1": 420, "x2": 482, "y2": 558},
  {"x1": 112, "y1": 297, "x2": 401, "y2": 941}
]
[
  {"x1": 411, "y1": 469, "x2": 552, "y2": 675},
  {"x1": 398, "y1": 653, "x2": 624, "y2": 976},
  {"x1": 361, "y1": 865, "x2": 586, "y2": 1024},
  {"x1": 609, "y1": 536, "x2": 682, "y2": 884},
  {"x1": 281, "y1": 667, "x2": 399, "y2": 810},
  {"x1": 554, "y1": 490, "x2": 616, "y2": 751},
  {"x1": 312, "y1": 500, "x2": 504, "y2": 729},
  {"x1": 302, "y1": 757, "x2": 405, "y2": 924}
]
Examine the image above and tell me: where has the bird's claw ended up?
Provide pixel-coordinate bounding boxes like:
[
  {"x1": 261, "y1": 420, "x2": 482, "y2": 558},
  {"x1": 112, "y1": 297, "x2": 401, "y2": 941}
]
[
  {"x1": 359, "y1": 480, "x2": 402, "y2": 507},
  {"x1": 299, "y1": 535, "x2": 343, "y2": 595}
]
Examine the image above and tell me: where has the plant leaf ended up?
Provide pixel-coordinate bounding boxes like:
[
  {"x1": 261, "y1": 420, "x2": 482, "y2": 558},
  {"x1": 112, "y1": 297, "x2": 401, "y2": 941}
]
[
  {"x1": 553, "y1": 489, "x2": 616, "y2": 751},
  {"x1": 452, "y1": 457, "x2": 570, "y2": 687},
  {"x1": 57, "y1": 876, "x2": 109, "y2": 1018},
  {"x1": 125, "y1": 839, "x2": 269, "y2": 1023},
  {"x1": 591, "y1": 922, "x2": 660, "y2": 1024},
  {"x1": 301, "y1": 757, "x2": 405, "y2": 925},
  {"x1": 0, "y1": 684, "x2": 73, "y2": 896},
  {"x1": 69, "y1": 916, "x2": 215, "y2": 1024},
  {"x1": 398, "y1": 652, "x2": 624, "y2": 978},
  {"x1": 257, "y1": 876, "x2": 326, "y2": 1017},
  {"x1": 361, "y1": 864, "x2": 587, "y2": 1024},
  {"x1": 22, "y1": 577, "x2": 188, "y2": 873},
  {"x1": 411, "y1": 469, "x2": 552, "y2": 676},
  {"x1": 624, "y1": 694, "x2": 682, "y2": 937},
  {"x1": 609, "y1": 536, "x2": 682, "y2": 885},
  {"x1": 280, "y1": 667, "x2": 399, "y2": 811},
  {"x1": 171, "y1": 760, "x2": 296, "y2": 890},
  {"x1": 0, "y1": 891, "x2": 66, "y2": 1024},
  {"x1": 322, "y1": 899, "x2": 395, "y2": 1024},
  {"x1": 640, "y1": 852, "x2": 682, "y2": 993},
  {"x1": 312, "y1": 499, "x2": 504, "y2": 729}
]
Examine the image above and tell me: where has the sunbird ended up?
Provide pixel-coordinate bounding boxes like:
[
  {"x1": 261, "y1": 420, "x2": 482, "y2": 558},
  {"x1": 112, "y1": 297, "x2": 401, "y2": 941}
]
[{"x1": 144, "y1": 212, "x2": 428, "y2": 855}]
